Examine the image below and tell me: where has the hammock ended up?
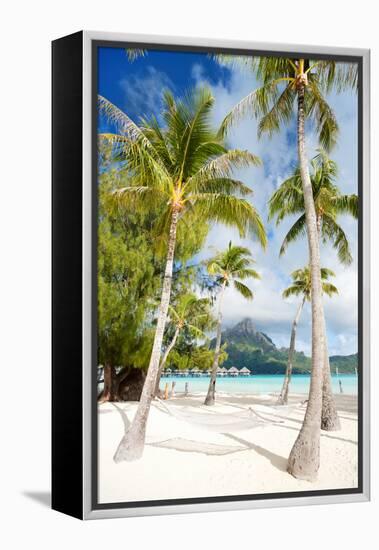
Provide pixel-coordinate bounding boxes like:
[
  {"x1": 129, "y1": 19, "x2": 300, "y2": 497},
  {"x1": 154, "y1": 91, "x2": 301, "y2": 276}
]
[{"x1": 154, "y1": 398, "x2": 284, "y2": 433}]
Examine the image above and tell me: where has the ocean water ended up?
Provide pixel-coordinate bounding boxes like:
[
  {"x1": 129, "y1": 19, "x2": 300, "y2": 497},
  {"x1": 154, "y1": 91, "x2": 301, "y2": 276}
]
[{"x1": 160, "y1": 374, "x2": 358, "y2": 395}]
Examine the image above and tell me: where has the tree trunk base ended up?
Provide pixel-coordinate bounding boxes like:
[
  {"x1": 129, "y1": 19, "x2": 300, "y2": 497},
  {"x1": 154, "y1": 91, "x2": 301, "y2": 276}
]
[
  {"x1": 321, "y1": 412, "x2": 341, "y2": 431},
  {"x1": 321, "y1": 383, "x2": 341, "y2": 431},
  {"x1": 276, "y1": 394, "x2": 288, "y2": 406},
  {"x1": 113, "y1": 433, "x2": 145, "y2": 463},
  {"x1": 287, "y1": 423, "x2": 320, "y2": 481},
  {"x1": 204, "y1": 394, "x2": 215, "y2": 406},
  {"x1": 118, "y1": 368, "x2": 146, "y2": 401}
]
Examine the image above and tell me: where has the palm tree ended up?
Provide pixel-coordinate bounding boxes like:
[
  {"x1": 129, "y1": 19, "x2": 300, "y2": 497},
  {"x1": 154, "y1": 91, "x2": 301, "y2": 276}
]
[
  {"x1": 279, "y1": 267, "x2": 338, "y2": 405},
  {"x1": 269, "y1": 150, "x2": 358, "y2": 264},
  {"x1": 218, "y1": 55, "x2": 356, "y2": 480},
  {"x1": 269, "y1": 150, "x2": 357, "y2": 428},
  {"x1": 204, "y1": 242, "x2": 260, "y2": 405},
  {"x1": 100, "y1": 88, "x2": 267, "y2": 461},
  {"x1": 154, "y1": 293, "x2": 214, "y2": 396}
]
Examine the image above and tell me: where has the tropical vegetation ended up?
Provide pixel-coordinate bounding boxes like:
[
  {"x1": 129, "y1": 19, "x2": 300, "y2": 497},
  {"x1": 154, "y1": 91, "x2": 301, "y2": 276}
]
[
  {"x1": 278, "y1": 267, "x2": 338, "y2": 405},
  {"x1": 217, "y1": 54, "x2": 357, "y2": 479},
  {"x1": 100, "y1": 88, "x2": 266, "y2": 461},
  {"x1": 96, "y1": 51, "x2": 358, "y2": 484},
  {"x1": 204, "y1": 242, "x2": 260, "y2": 405}
]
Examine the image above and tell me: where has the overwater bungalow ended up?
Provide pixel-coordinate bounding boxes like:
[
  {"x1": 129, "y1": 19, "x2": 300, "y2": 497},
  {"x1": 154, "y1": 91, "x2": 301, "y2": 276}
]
[
  {"x1": 164, "y1": 367, "x2": 172, "y2": 376},
  {"x1": 217, "y1": 367, "x2": 228, "y2": 377},
  {"x1": 190, "y1": 367, "x2": 201, "y2": 377},
  {"x1": 228, "y1": 366, "x2": 239, "y2": 377},
  {"x1": 240, "y1": 367, "x2": 251, "y2": 376}
]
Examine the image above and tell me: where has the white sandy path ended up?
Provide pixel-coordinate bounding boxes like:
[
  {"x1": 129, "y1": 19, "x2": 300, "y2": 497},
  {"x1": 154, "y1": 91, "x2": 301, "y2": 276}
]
[{"x1": 98, "y1": 393, "x2": 358, "y2": 504}]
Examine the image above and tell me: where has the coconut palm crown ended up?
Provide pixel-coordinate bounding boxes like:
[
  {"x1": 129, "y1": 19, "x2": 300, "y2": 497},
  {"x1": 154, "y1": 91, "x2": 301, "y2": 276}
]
[
  {"x1": 99, "y1": 89, "x2": 267, "y2": 248},
  {"x1": 269, "y1": 150, "x2": 358, "y2": 264},
  {"x1": 283, "y1": 266, "x2": 338, "y2": 302},
  {"x1": 218, "y1": 57, "x2": 357, "y2": 151},
  {"x1": 207, "y1": 241, "x2": 260, "y2": 299},
  {"x1": 168, "y1": 294, "x2": 214, "y2": 336}
]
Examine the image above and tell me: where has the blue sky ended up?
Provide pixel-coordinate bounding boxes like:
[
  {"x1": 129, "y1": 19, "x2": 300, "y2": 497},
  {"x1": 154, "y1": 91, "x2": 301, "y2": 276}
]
[{"x1": 98, "y1": 46, "x2": 358, "y2": 357}]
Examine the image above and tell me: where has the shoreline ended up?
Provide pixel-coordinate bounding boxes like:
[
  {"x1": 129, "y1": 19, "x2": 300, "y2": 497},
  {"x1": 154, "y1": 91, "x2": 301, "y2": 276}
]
[{"x1": 98, "y1": 392, "x2": 358, "y2": 504}]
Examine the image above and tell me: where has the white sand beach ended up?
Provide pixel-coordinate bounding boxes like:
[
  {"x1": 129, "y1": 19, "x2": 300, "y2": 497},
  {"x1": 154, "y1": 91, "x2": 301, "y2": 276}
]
[{"x1": 98, "y1": 392, "x2": 358, "y2": 504}]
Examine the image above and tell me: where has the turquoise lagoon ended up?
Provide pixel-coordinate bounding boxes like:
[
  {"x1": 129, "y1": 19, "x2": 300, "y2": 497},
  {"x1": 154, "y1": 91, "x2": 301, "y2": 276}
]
[{"x1": 160, "y1": 374, "x2": 358, "y2": 395}]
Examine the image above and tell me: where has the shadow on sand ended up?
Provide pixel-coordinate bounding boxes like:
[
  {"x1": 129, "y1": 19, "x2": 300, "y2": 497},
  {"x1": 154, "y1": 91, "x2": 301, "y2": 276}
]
[{"x1": 222, "y1": 433, "x2": 288, "y2": 472}]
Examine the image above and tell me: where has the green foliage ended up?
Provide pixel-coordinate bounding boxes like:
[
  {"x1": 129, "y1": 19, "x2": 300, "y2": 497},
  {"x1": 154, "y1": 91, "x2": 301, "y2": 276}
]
[
  {"x1": 97, "y1": 168, "x2": 162, "y2": 369},
  {"x1": 217, "y1": 56, "x2": 357, "y2": 152},
  {"x1": 218, "y1": 319, "x2": 357, "y2": 374},
  {"x1": 166, "y1": 343, "x2": 228, "y2": 371},
  {"x1": 283, "y1": 266, "x2": 338, "y2": 301},
  {"x1": 207, "y1": 241, "x2": 260, "y2": 299},
  {"x1": 98, "y1": 88, "x2": 267, "y2": 250},
  {"x1": 269, "y1": 151, "x2": 358, "y2": 265}
]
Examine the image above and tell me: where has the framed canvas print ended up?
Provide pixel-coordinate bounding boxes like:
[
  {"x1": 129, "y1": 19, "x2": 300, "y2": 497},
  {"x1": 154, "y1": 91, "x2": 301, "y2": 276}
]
[{"x1": 52, "y1": 31, "x2": 370, "y2": 520}]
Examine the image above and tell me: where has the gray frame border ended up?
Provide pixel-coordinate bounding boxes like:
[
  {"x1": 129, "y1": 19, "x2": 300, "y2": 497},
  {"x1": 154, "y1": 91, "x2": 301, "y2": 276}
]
[{"x1": 82, "y1": 31, "x2": 370, "y2": 520}]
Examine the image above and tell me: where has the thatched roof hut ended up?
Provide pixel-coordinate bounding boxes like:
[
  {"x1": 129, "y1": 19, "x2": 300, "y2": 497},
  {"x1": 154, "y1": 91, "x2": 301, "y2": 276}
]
[
  {"x1": 240, "y1": 367, "x2": 251, "y2": 376},
  {"x1": 228, "y1": 366, "x2": 239, "y2": 376}
]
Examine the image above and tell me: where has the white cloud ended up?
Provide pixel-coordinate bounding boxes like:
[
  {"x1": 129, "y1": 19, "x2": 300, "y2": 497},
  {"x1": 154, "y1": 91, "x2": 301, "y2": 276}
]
[{"x1": 119, "y1": 66, "x2": 174, "y2": 117}]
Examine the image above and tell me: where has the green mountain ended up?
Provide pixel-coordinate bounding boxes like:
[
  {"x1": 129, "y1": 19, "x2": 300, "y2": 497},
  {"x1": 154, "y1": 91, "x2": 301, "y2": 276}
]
[{"x1": 218, "y1": 318, "x2": 358, "y2": 374}]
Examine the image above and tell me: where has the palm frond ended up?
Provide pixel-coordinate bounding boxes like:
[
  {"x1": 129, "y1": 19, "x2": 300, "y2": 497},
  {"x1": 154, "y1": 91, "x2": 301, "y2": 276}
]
[
  {"x1": 282, "y1": 284, "x2": 305, "y2": 299},
  {"x1": 185, "y1": 149, "x2": 261, "y2": 191},
  {"x1": 233, "y1": 280, "x2": 254, "y2": 300},
  {"x1": 189, "y1": 177, "x2": 253, "y2": 197},
  {"x1": 322, "y1": 282, "x2": 339, "y2": 297},
  {"x1": 98, "y1": 95, "x2": 155, "y2": 151},
  {"x1": 233, "y1": 267, "x2": 260, "y2": 280},
  {"x1": 258, "y1": 83, "x2": 296, "y2": 138},
  {"x1": 320, "y1": 267, "x2": 336, "y2": 280},
  {"x1": 190, "y1": 194, "x2": 267, "y2": 247},
  {"x1": 279, "y1": 214, "x2": 306, "y2": 256},
  {"x1": 219, "y1": 80, "x2": 282, "y2": 137},
  {"x1": 306, "y1": 79, "x2": 339, "y2": 151},
  {"x1": 332, "y1": 194, "x2": 358, "y2": 218},
  {"x1": 186, "y1": 324, "x2": 207, "y2": 339},
  {"x1": 316, "y1": 61, "x2": 358, "y2": 93},
  {"x1": 268, "y1": 173, "x2": 303, "y2": 223},
  {"x1": 283, "y1": 265, "x2": 338, "y2": 300},
  {"x1": 125, "y1": 48, "x2": 147, "y2": 62},
  {"x1": 322, "y1": 214, "x2": 353, "y2": 265}
]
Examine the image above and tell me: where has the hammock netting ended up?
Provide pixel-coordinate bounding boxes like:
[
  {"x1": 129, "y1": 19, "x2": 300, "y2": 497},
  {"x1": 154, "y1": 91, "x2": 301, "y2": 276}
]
[{"x1": 154, "y1": 399, "x2": 288, "y2": 433}]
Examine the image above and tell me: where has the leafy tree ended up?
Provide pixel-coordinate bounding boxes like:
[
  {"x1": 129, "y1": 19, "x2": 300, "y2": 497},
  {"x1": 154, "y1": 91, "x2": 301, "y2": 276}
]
[{"x1": 97, "y1": 168, "x2": 162, "y2": 402}]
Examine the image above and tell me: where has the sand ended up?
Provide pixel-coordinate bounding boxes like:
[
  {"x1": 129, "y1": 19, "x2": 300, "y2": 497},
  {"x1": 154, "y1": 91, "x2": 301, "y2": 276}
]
[{"x1": 98, "y1": 392, "x2": 358, "y2": 504}]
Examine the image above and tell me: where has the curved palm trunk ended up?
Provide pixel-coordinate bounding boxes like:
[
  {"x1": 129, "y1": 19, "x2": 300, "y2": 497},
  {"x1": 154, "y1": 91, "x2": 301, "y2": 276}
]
[
  {"x1": 277, "y1": 297, "x2": 305, "y2": 405},
  {"x1": 154, "y1": 326, "x2": 180, "y2": 397},
  {"x1": 287, "y1": 82, "x2": 326, "y2": 481},
  {"x1": 204, "y1": 281, "x2": 226, "y2": 406},
  {"x1": 321, "y1": 320, "x2": 341, "y2": 430},
  {"x1": 316, "y1": 217, "x2": 340, "y2": 431},
  {"x1": 114, "y1": 208, "x2": 180, "y2": 462}
]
